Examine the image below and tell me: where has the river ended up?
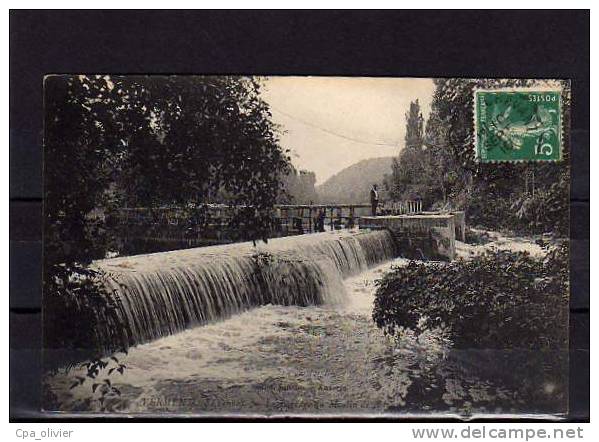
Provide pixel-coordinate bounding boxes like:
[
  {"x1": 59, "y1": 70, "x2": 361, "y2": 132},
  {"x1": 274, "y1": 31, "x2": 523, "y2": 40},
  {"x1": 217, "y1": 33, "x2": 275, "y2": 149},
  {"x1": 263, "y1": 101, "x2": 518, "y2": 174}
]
[{"x1": 45, "y1": 232, "x2": 567, "y2": 418}]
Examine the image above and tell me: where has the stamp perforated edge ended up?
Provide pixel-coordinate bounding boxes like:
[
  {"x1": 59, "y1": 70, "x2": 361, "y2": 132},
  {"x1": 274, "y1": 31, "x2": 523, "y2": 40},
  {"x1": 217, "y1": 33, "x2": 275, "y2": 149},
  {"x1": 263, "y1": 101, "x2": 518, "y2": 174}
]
[{"x1": 473, "y1": 86, "x2": 564, "y2": 163}]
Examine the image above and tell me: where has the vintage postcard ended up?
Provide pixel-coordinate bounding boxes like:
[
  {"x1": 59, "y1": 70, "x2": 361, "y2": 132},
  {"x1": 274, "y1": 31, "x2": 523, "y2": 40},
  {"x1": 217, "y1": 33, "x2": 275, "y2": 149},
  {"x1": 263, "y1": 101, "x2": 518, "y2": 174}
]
[{"x1": 42, "y1": 76, "x2": 570, "y2": 418}]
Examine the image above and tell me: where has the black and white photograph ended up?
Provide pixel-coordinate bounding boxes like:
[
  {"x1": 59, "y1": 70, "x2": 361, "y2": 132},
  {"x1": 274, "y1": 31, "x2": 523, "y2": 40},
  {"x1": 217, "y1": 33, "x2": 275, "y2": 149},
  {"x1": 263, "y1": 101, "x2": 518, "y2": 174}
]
[
  {"x1": 40, "y1": 75, "x2": 571, "y2": 417},
  {"x1": 7, "y1": 8, "x2": 590, "y2": 434}
]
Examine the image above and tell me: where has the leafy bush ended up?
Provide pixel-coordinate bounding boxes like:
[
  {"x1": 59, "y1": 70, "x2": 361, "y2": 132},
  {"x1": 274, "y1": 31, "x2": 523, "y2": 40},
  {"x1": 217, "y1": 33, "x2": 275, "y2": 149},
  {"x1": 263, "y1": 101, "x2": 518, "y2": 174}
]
[
  {"x1": 44, "y1": 268, "x2": 126, "y2": 362},
  {"x1": 43, "y1": 267, "x2": 131, "y2": 410},
  {"x1": 465, "y1": 171, "x2": 569, "y2": 237},
  {"x1": 373, "y1": 246, "x2": 568, "y2": 349}
]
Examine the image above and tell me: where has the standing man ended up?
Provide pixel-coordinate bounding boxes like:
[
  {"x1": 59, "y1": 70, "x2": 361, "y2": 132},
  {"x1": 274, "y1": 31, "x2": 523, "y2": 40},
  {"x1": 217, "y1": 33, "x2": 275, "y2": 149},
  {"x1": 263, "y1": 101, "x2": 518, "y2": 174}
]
[
  {"x1": 316, "y1": 208, "x2": 326, "y2": 232},
  {"x1": 370, "y1": 184, "x2": 379, "y2": 216}
]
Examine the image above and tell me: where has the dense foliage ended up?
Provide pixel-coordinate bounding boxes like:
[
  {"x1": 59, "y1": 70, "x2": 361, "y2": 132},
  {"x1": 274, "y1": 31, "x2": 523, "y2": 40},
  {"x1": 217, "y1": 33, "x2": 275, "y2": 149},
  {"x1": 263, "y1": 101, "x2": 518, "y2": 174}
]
[
  {"x1": 373, "y1": 245, "x2": 569, "y2": 349},
  {"x1": 44, "y1": 75, "x2": 291, "y2": 364},
  {"x1": 385, "y1": 79, "x2": 570, "y2": 236}
]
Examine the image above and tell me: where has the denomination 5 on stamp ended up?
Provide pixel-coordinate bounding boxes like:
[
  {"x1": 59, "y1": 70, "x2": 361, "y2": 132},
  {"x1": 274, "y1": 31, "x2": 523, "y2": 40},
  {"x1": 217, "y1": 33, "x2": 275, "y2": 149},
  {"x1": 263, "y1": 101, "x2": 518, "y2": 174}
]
[{"x1": 474, "y1": 89, "x2": 562, "y2": 162}]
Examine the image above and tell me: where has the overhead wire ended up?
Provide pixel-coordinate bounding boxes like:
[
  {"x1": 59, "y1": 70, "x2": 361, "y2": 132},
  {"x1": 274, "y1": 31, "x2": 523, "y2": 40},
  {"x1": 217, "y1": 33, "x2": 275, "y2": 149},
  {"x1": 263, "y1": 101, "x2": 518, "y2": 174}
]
[{"x1": 269, "y1": 104, "x2": 400, "y2": 149}]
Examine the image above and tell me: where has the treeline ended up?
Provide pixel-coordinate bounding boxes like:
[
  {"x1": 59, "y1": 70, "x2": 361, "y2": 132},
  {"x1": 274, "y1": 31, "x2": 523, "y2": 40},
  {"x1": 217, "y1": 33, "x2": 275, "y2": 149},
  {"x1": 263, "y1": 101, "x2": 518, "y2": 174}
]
[{"x1": 385, "y1": 79, "x2": 570, "y2": 237}]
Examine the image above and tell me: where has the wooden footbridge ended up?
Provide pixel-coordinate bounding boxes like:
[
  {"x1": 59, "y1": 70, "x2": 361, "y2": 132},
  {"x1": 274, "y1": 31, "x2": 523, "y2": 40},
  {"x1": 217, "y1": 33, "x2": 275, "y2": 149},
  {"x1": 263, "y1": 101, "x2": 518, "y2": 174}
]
[
  {"x1": 106, "y1": 201, "x2": 465, "y2": 259},
  {"x1": 113, "y1": 201, "x2": 424, "y2": 237}
]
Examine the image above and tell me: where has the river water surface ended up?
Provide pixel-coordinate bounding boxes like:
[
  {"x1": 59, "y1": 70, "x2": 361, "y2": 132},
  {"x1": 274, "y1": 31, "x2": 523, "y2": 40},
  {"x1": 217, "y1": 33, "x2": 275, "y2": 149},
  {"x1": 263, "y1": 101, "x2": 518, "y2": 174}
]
[{"x1": 46, "y1": 232, "x2": 567, "y2": 418}]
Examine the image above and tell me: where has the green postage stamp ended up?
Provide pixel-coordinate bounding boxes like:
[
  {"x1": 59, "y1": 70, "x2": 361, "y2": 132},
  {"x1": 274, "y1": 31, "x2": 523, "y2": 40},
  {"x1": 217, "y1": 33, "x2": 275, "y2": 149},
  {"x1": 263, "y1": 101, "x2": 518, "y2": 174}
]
[{"x1": 474, "y1": 89, "x2": 562, "y2": 162}]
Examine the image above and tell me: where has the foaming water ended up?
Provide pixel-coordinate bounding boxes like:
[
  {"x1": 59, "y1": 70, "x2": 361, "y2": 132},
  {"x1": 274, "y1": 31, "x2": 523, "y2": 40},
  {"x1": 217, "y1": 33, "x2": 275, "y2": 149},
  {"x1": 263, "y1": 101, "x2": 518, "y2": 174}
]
[
  {"x1": 92, "y1": 229, "x2": 397, "y2": 351},
  {"x1": 47, "y1": 232, "x2": 566, "y2": 415}
]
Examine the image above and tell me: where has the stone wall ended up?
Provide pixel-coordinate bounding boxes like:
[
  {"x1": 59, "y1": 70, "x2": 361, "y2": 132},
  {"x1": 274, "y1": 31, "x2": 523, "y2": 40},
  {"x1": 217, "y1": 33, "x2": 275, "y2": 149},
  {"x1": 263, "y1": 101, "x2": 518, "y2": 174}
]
[
  {"x1": 451, "y1": 211, "x2": 466, "y2": 242},
  {"x1": 419, "y1": 211, "x2": 466, "y2": 242},
  {"x1": 359, "y1": 214, "x2": 457, "y2": 261}
]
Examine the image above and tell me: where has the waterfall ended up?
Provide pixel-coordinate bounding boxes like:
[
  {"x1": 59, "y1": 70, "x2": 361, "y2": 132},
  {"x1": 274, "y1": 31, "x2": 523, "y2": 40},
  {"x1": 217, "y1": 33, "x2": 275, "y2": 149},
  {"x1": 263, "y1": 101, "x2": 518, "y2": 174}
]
[{"x1": 90, "y1": 229, "x2": 397, "y2": 351}]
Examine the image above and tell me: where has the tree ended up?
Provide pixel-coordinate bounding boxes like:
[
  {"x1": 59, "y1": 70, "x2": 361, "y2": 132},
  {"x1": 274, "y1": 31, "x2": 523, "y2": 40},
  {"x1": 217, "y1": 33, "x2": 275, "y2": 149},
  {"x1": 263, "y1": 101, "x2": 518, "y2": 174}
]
[
  {"x1": 43, "y1": 75, "x2": 292, "y2": 363},
  {"x1": 387, "y1": 78, "x2": 570, "y2": 235},
  {"x1": 113, "y1": 77, "x2": 290, "y2": 210},
  {"x1": 426, "y1": 78, "x2": 570, "y2": 234},
  {"x1": 386, "y1": 99, "x2": 431, "y2": 203},
  {"x1": 404, "y1": 99, "x2": 424, "y2": 150}
]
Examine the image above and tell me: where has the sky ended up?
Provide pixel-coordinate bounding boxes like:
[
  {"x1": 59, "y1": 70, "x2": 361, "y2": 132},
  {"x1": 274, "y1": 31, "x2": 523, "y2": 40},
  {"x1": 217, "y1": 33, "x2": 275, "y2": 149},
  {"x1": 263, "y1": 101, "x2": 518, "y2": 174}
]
[{"x1": 261, "y1": 77, "x2": 435, "y2": 185}]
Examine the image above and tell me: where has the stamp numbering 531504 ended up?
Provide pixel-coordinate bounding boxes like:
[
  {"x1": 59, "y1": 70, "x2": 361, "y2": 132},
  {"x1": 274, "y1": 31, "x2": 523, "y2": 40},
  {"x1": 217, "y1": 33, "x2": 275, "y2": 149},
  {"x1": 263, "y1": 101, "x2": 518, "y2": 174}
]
[{"x1": 474, "y1": 89, "x2": 562, "y2": 162}]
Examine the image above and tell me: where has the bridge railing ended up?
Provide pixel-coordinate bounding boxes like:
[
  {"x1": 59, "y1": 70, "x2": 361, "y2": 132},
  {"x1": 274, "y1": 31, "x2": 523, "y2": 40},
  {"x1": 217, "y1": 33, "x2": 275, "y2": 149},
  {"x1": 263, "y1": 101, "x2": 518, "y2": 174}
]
[
  {"x1": 275, "y1": 204, "x2": 368, "y2": 233},
  {"x1": 111, "y1": 201, "x2": 423, "y2": 234},
  {"x1": 102, "y1": 201, "x2": 426, "y2": 254}
]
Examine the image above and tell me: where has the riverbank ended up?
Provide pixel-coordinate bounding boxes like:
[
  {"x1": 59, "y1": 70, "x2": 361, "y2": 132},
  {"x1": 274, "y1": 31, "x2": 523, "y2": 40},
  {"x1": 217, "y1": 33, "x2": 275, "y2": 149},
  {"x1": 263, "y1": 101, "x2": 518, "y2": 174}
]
[{"x1": 44, "y1": 231, "x2": 566, "y2": 417}]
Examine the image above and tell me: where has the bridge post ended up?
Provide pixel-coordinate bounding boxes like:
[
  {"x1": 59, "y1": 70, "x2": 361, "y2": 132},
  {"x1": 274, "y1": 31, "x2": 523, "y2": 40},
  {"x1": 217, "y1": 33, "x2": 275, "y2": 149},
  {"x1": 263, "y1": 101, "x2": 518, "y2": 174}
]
[{"x1": 348, "y1": 205, "x2": 355, "y2": 229}]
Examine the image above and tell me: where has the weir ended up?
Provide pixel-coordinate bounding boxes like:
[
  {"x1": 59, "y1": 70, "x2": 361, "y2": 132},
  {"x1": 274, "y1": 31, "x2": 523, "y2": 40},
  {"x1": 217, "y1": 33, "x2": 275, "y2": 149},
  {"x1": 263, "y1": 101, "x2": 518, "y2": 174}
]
[{"x1": 90, "y1": 229, "x2": 397, "y2": 351}]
